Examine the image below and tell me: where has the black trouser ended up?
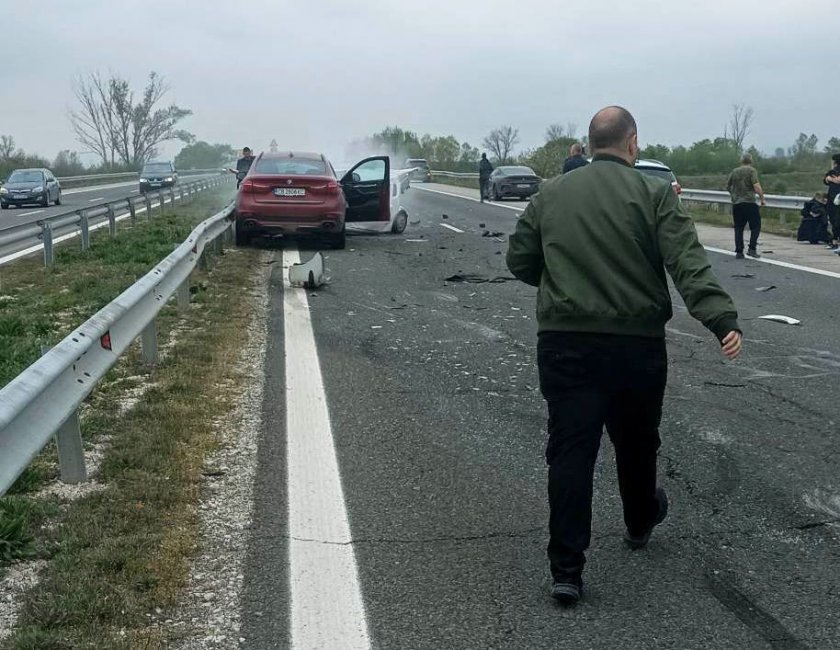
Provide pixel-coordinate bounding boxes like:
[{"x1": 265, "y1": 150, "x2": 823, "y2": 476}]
[
  {"x1": 732, "y1": 202, "x2": 761, "y2": 253},
  {"x1": 479, "y1": 176, "x2": 489, "y2": 200},
  {"x1": 537, "y1": 332, "x2": 667, "y2": 580},
  {"x1": 827, "y1": 199, "x2": 839, "y2": 241}
]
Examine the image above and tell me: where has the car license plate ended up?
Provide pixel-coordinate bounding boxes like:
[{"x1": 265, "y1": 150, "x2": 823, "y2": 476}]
[
  {"x1": 517, "y1": 184, "x2": 530, "y2": 189},
  {"x1": 150, "y1": 182, "x2": 161, "y2": 187},
  {"x1": 274, "y1": 188, "x2": 306, "y2": 197}
]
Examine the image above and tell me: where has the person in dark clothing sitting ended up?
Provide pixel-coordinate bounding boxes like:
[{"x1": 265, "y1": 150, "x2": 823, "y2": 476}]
[
  {"x1": 562, "y1": 143, "x2": 589, "y2": 174},
  {"x1": 797, "y1": 193, "x2": 831, "y2": 245}
]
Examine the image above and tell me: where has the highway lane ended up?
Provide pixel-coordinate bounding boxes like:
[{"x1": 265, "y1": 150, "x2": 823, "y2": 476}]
[
  {"x1": 241, "y1": 188, "x2": 839, "y2": 648},
  {"x1": 0, "y1": 174, "x2": 222, "y2": 232}
]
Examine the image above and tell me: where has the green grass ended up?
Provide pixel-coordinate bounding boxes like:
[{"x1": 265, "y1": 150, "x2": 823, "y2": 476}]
[
  {"x1": 4, "y1": 244, "x2": 258, "y2": 649},
  {"x1": 678, "y1": 171, "x2": 826, "y2": 196}
]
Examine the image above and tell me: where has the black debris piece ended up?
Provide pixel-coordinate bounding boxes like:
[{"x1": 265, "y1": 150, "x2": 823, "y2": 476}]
[
  {"x1": 703, "y1": 381, "x2": 747, "y2": 388},
  {"x1": 482, "y1": 230, "x2": 505, "y2": 238},
  {"x1": 755, "y1": 286, "x2": 776, "y2": 292},
  {"x1": 479, "y1": 223, "x2": 486, "y2": 228},
  {"x1": 731, "y1": 273, "x2": 755, "y2": 278},
  {"x1": 444, "y1": 273, "x2": 517, "y2": 284},
  {"x1": 442, "y1": 214, "x2": 449, "y2": 219}
]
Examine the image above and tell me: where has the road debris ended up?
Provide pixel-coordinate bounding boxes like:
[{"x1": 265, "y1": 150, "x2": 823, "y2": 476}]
[
  {"x1": 444, "y1": 274, "x2": 517, "y2": 284},
  {"x1": 482, "y1": 230, "x2": 505, "y2": 238},
  {"x1": 405, "y1": 239, "x2": 428, "y2": 243},
  {"x1": 704, "y1": 381, "x2": 747, "y2": 388},
  {"x1": 731, "y1": 273, "x2": 755, "y2": 278},
  {"x1": 442, "y1": 214, "x2": 449, "y2": 219},
  {"x1": 288, "y1": 252, "x2": 326, "y2": 289},
  {"x1": 757, "y1": 314, "x2": 801, "y2": 325},
  {"x1": 755, "y1": 286, "x2": 776, "y2": 292}
]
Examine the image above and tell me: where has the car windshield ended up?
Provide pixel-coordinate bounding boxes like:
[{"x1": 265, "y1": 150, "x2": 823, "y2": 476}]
[
  {"x1": 500, "y1": 166, "x2": 536, "y2": 176},
  {"x1": 254, "y1": 159, "x2": 327, "y2": 175},
  {"x1": 142, "y1": 164, "x2": 172, "y2": 174},
  {"x1": 8, "y1": 171, "x2": 43, "y2": 183},
  {"x1": 637, "y1": 167, "x2": 675, "y2": 182}
]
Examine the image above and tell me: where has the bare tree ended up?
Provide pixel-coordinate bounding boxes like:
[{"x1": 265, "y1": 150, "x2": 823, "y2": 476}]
[
  {"x1": 483, "y1": 125, "x2": 520, "y2": 164},
  {"x1": 69, "y1": 71, "x2": 193, "y2": 168},
  {"x1": 0, "y1": 135, "x2": 16, "y2": 161},
  {"x1": 545, "y1": 123, "x2": 565, "y2": 142},
  {"x1": 729, "y1": 104, "x2": 754, "y2": 152},
  {"x1": 565, "y1": 122, "x2": 578, "y2": 139}
]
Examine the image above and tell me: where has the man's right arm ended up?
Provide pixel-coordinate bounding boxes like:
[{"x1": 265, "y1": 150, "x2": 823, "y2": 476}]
[{"x1": 751, "y1": 169, "x2": 766, "y2": 205}]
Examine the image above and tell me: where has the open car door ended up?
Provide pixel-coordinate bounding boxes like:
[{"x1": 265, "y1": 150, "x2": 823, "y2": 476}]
[{"x1": 341, "y1": 156, "x2": 391, "y2": 223}]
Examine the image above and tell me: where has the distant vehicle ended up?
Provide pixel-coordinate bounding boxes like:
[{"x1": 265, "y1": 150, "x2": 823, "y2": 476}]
[
  {"x1": 486, "y1": 165, "x2": 541, "y2": 201},
  {"x1": 0, "y1": 168, "x2": 61, "y2": 209},
  {"x1": 139, "y1": 161, "x2": 178, "y2": 193},
  {"x1": 234, "y1": 151, "x2": 409, "y2": 249},
  {"x1": 635, "y1": 159, "x2": 682, "y2": 195},
  {"x1": 405, "y1": 159, "x2": 432, "y2": 183}
]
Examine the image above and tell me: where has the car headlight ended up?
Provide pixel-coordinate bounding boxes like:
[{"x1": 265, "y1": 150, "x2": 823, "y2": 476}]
[
  {"x1": 140, "y1": 178, "x2": 149, "y2": 183},
  {"x1": 165, "y1": 177, "x2": 173, "y2": 182},
  {"x1": 32, "y1": 186, "x2": 44, "y2": 193},
  {"x1": 0, "y1": 187, "x2": 7, "y2": 195}
]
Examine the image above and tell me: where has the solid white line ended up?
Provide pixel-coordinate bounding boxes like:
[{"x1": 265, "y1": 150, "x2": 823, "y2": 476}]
[
  {"x1": 703, "y1": 246, "x2": 840, "y2": 280},
  {"x1": 417, "y1": 187, "x2": 840, "y2": 282},
  {"x1": 440, "y1": 223, "x2": 464, "y2": 233},
  {"x1": 16, "y1": 210, "x2": 43, "y2": 218},
  {"x1": 414, "y1": 186, "x2": 526, "y2": 213},
  {"x1": 87, "y1": 197, "x2": 105, "y2": 203},
  {"x1": 283, "y1": 249, "x2": 370, "y2": 650}
]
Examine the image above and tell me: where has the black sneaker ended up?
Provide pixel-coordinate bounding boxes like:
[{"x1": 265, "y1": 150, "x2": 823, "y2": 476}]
[
  {"x1": 551, "y1": 576, "x2": 583, "y2": 605},
  {"x1": 747, "y1": 249, "x2": 761, "y2": 259},
  {"x1": 624, "y1": 487, "x2": 669, "y2": 550},
  {"x1": 735, "y1": 252, "x2": 745, "y2": 259}
]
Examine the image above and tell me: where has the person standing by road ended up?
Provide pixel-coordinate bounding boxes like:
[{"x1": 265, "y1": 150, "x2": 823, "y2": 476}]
[
  {"x1": 479, "y1": 153, "x2": 493, "y2": 203},
  {"x1": 507, "y1": 106, "x2": 742, "y2": 605},
  {"x1": 822, "y1": 153, "x2": 840, "y2": 248},
  {"x1": 562, "y1": 142, "x2": 589, "y2": 174},
  {"x1": 230, "y1": 147, "x2": 256, "y2": 188},
  {"x1": 726, "y1": 154, "x2": 766, "y2": 259}
]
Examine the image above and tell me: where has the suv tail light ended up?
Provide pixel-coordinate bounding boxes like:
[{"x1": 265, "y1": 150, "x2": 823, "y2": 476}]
[
  {"x1": 240, "y1": 180, "x2": 271, "y2": 194},
  {"x1": 325, "y1": 180, "x2": 340, "y2": 195}
]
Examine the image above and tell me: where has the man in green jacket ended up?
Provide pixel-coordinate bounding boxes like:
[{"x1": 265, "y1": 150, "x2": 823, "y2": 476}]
[{"x1": 507, "y1": 106, "x2": 743, "y2": 605}]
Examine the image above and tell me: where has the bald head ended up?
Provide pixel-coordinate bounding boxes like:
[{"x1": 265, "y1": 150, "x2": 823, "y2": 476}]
[{"x1": 588, "y1": 106, "x2": 637, "y2": 154}]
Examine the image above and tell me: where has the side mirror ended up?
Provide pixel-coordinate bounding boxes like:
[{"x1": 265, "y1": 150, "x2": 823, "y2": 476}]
[{"x1": 352, "y1": 172, "x2": 361, "y2": 183}]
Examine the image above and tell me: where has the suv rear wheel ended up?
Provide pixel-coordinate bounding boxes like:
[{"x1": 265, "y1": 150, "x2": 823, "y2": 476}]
[
  {"x1": 331, "y1": 227, "x2": 346, "y2": 250},
  {"x1": 234, "y1": 222, "x2": 251, "y2": 247}
]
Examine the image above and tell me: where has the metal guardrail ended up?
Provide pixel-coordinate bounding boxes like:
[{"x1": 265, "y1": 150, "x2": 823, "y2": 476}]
[
  {"x1": 0, "y1": 175, "x2": 235, "y2": 267},
  {"x1": 429, "y1": 170, "x2": 807, "y2": 210},
  {"x1": 55, "y1": 169, "x2": 223, "y2": 183},
  {"x1": 0, "y1": 202, "x2": 236, "y2": 496}
]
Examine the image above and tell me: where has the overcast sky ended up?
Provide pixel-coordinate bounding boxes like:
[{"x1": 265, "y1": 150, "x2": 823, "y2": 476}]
[{"x1": 2, "y1": 0, "x2": 838, "y2": 165}]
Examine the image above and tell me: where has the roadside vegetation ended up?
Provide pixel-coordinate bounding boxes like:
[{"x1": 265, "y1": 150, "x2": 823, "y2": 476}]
[{"x1": 0, "y1": 187, "x2": 256, "y2": 649}]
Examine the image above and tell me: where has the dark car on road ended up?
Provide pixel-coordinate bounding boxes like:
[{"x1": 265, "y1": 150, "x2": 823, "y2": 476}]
[
  {"x1": 0, "y1": 168, "x2": 62, "y2": 209},
  {"x1": 234, "y1": 151, "x2": 393, "y2": 250},
  {"x1": 139, "y1": 161, "x2": 178, "y2": 193},
  {"x1": 486, "y1": 165, "x2": 541, "y2": 201},
  {"x1": 635, "y1": 159, "x2": 682, "y2": 195},
  {"x1": 405, "y1": 158, "x2": 432, "y2": 183}
]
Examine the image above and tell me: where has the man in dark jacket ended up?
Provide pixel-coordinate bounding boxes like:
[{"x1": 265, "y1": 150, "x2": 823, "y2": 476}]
[
  {"x1": 562, "y1": 142, "x2": 588, "y2": 174},
  {"x1": 823, "y1": 153, "x2": 840, "y2": 247},
  {"x1": 479, "y1": 153, "x2": 493, "y2": 202},
  {"x1": 507, "y1": 106, "x2": 742, "y2": 605},
  {"x1": 230, "y1": 147, "x2": 256, "y2": 188}
]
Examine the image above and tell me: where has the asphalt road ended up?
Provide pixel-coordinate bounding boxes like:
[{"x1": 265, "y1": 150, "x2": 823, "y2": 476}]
[
  {"x1": 241, "y1": 186, "x2": 840, "y2": 649},
  {"x1": 0, "y1": 174, "x2": 220, "y2": 232}
]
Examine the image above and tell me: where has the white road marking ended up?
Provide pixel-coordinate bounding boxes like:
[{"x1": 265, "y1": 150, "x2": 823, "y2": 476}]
[
  {"x1": 416, "y1": 187, "x2": 840, "y2": 282},
  {"x1": 16, "y1": 210, "x2": 43, "y2": 218},
  {"x1": 703, "y1": 246, "x2": 840, "y2": 281},
  {"x1": 440, "y1": 223, "x2": 464, "y2": 233},
  {"x1": 283, "y1": 249, "x2": 370, "y2": 649},
  {"x1": 87, "y1": 197, "x2": 105, "y2": 203}
]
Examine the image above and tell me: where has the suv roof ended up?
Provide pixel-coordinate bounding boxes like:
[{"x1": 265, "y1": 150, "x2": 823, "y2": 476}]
[{"x1": 261, "y1": 151, "x2": 326, "y2": 160}]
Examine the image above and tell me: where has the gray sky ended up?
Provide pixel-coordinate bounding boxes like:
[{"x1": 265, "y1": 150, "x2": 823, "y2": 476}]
[{"x1": 2, "y1": 0, "x2": 838, "y2": 164}]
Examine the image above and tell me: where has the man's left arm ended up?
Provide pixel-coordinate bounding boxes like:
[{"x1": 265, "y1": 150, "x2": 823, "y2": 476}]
[
  {"x1": 506, "y1": 194, "x2": 544, "y2": 286},
  {"x1": 655, "y1": 187, "x2": 740, "y2": 342}
]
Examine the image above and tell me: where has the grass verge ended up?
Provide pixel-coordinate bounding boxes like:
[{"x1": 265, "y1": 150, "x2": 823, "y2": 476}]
[
  {"x1": 2, "y1": 242, "x2": 260, "y2": 648},
  {"x1": 0, "y1": 188, "x2": 233, "y2": 568}
]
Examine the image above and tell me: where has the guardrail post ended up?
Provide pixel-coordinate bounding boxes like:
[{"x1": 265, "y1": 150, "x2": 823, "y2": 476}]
[
  {"x1": 79, "y1": 211, "x2": 90, "y2": 251},
  {"x1": 170, "y1": 188, "x2": 176, "y2": 209},
  {"x1": 128, "y1": 199, "x2": 137, "y2": 225},
  {"x1": 42, "y1": 222, "x2": 54, "y2": 267},
  {"x1": 214, "y1": 235, "x2": 224, "y2": 256},
  {"x1": 176, "y1": 278, "x2": 190, "y2": 313},
  {"x1": 55, "y1": 411, "x2": 87, "y2": 484},
  {"x1": 159, "y1": 190, "x2": 166, "y2": 216},
  {"x1": 107, "y1": 204, "x2": 117, "y2": 238},
  {"x1": 141, "y1": 320, "x2": 159, "y2": 365}
]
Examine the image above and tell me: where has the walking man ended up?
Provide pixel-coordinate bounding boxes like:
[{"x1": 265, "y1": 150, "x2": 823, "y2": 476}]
[
  {"x1": 726, "y1": 154, "x2": 766, "y2": 259},
  {"x1": 507, "y1": 106, "x2": 742, "y2": 605},
  {"x1": 229, "y1": 147, "x2": 256, "y2": 188},
  {"x1": 562, "y1": 142, "x2": 589, "y2": 174},
  {"x1": 479, "y1": 153, "x2": 493, "y2": 202},
  {"x1": 823, "y1": 153, "x2": 840, "y2": 248}
]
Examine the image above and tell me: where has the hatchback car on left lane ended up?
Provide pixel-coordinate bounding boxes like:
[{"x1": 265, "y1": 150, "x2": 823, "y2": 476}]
[{"x1": 1, "y1": 168, "x2": 62, "y2": 209}]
